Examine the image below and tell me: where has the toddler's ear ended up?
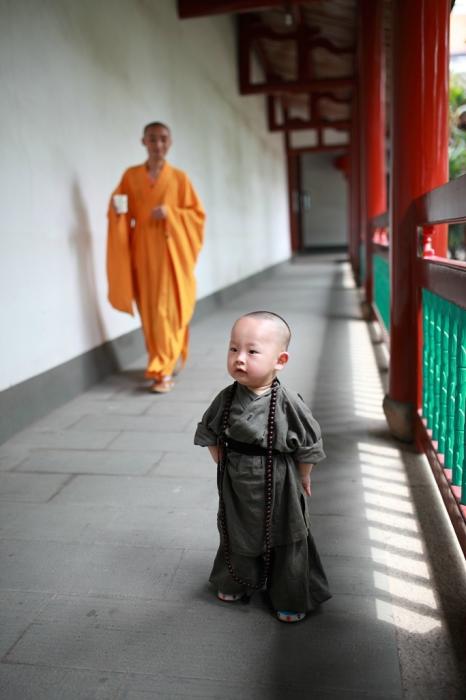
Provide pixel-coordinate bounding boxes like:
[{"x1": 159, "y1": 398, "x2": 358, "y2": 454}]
[{"x1": 275, "y1": 351, "x2": 289, "y2": 371}]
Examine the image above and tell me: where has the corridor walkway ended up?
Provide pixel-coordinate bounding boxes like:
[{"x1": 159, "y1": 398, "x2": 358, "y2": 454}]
[{"x1": 1, "y1": 256, "x2": 465, "y2": 699}]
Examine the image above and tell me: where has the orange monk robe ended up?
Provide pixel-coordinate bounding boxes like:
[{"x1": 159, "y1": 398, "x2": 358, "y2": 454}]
[{"x1": 107, "y1": 162, "x2": 205, "y2": 380}]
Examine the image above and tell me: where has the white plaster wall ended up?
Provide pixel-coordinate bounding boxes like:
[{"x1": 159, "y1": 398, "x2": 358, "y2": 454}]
[
  {"x1": 300, "y1": 152, "x2": 347, "y2": 248},
  {"x1": 0, "y1": 0, "x2": 290, "y2": 390}
]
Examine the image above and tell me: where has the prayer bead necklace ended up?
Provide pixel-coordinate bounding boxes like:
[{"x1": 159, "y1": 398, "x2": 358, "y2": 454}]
[{"x1": 217, "y1": 378, "x2": 278, "y2": 590}]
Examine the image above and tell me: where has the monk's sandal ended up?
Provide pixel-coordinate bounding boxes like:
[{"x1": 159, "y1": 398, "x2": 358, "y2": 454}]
[
  {"x1": 217, "y1": 591, "x2": 243, "y2": 602},
  {"x1": 276, "y1": 611, "x2": 306, "y2": 623},
  {"x1": 150, "y1": 376, "x2": 175, "y2": 394}
]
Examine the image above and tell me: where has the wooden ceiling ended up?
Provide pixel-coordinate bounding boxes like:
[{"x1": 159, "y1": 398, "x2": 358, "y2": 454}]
[{"x1": 178, "y1": 0, "x2": 363, "y2": 153}]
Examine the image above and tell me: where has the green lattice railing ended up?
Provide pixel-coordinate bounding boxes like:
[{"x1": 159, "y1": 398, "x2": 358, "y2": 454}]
[
  {"x1": 359, "y1": 242, "x2": 366, "y2": 285},
  {"x1": 373, "y1": 253, "x2": 390, "y2": 333},
  {"x1": 422, "y1": 289, "x2": 466, "y2": 504}
]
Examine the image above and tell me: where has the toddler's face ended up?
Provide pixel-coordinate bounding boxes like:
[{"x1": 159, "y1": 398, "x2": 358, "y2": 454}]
[{"x1": 227, "y1": 317, "x2": 288, "y2": 392}]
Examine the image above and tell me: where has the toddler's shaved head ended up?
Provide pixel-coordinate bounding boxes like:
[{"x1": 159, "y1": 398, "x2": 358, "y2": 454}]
[{"x1": 238, "y1": 311, "x2": 291, "y2": 350}]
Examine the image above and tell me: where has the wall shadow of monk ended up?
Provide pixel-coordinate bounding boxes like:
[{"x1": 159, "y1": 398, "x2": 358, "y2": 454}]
[
  {"x1": 70, "y1": 180, "x2": 144, "y2": 387},
  {"x1": 107, "y1": 122, "x2": 206, "y2": 395}
]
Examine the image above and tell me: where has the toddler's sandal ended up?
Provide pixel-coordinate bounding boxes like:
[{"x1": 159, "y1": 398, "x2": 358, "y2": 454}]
[
  {"x1": 276, "y1": 610, "x2": 306, "y2": 623},
  {"x1": 217, "y1": 591, "x2": 243, "y2": 602}
]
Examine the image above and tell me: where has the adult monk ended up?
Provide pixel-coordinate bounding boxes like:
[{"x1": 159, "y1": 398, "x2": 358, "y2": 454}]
[{"x1": 107, "y1": 122, "x2": 206, "y2": 393}]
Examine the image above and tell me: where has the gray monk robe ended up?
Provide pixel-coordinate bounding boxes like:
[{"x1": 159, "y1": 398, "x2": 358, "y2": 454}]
[{"x1": 194, "y1": 381, "x2": 331, "y2": 612}]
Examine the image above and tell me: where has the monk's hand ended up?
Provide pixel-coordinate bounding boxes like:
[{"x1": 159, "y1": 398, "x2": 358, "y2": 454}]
[
  {"x1": 301, "y1": 474, "x2": 312, "y2": 497},
  {"x1": 152, "y1": 205, "x2": 167, "y2": 221}
]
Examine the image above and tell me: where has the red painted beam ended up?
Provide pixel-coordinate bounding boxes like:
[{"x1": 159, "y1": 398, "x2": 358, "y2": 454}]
[
  {"x1": 316, "y1": 92, "x2": 352, "y2": 104},
  {"x1": 240, "y1": 77, "x2": 354, "y2": 95},
  {"x1": 244, "y1": 25, "x2": 354, "y2": 55},
  {"x1": 416, "y1": 257, "x2": 466, "y2": 309},
  {"x1": 287, "y1": 144, "x2": 349, "y2": 154},
  {"x1": 414, "y1": 174, "x2": 466, "y2": 225},
  {"x1": 178, "y1": 0, "x2": 313, "y2": 18},
  {"x1": 270, "y1": 118, "x2": 351, "y2": 132}
]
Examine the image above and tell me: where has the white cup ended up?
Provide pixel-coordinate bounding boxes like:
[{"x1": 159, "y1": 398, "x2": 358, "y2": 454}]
[{"x1": 113, "y1": 194, "x2": 128, "y2": 214}]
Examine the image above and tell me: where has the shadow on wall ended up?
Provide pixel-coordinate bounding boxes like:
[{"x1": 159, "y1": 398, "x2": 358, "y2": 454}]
[{"x1": 69, "y1": 179, "x2": 119, "y2": 375}]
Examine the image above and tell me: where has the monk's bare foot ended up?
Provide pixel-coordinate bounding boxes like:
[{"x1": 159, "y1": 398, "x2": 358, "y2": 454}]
[{"x1": 150, "y1": 376, "x2": 175, "y2": 394}]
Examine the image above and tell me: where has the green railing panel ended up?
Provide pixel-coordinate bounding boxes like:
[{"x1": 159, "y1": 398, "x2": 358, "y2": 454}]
[
  {"x1": 422, "y1": 290, "x2": 466, "y2": 504},
  {"x1": 373, "y1": 254, "x2": 390, "y2": 333},
  {"x1": 359, "y1": 242, "x2": 366, "y2": 285}
]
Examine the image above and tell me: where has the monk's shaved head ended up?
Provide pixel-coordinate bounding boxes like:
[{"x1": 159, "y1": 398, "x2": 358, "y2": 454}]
[
  {"x1": 237, "y1": 311, "x2": 291, "y2": 350},
  {"x1": 143, "y1": 121, "x2": 171, "y2": 136}
]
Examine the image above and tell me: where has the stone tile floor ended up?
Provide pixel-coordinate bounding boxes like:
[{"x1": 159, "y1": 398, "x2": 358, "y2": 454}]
[{"x1": 1, "y1": 256, "x2": 465, "y2": 699}]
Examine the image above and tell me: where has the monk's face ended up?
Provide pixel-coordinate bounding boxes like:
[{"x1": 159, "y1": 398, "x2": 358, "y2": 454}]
[
  {"x1": 142, "y1": 125, "x2": 172, "y2": 161},
  {"x1": 227, "y1": 317, "x2": 288, "y2": 392}
]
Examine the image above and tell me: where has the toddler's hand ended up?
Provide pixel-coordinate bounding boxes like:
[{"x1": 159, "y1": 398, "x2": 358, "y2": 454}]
[{"x1": 301, "y1": 474, "x2": 312, "y2": 497}]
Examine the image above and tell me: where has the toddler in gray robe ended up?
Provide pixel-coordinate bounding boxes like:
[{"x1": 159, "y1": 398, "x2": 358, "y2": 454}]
[{"x1": 194, "y1": 311, "x2": 331, "y2": 622}]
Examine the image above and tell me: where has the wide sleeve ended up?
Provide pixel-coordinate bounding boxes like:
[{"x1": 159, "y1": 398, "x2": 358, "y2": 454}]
[
  {"x1": 282, "y1": 391, "x2": 326, "y2": 464},
  {"x1": 165, "y1": 172, "x2": 206, "y2": 327},
  {"x1": 106, "y1": 170, "x2": 134, "y2": 315},
  {"x1": 194, "y1": 387, "x2": 230, "y2": 447}
]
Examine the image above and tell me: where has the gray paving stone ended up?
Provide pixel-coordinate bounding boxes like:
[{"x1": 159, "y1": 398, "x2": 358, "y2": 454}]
[
  {"x1": 323, "y1": 554, "x2": 391, "y2": 598},
  {"x1": 0, "y1": 503, "x2": 120, "y2": 544},
  {"x1": 0, "y1": 445, "x2": 31, "y2": 472},
  {"x1": 144, "y1": 400, "x2": 209, "y2": 418},
  {"x1": 90, "y1": 506, "x2": 218, "y2": 550},
  {"x1": 6, "y1": 599, "x2": 272, "y2": 681},
  {"x1": 310, "y1": 513, "x2": 390, "y2": 560},
  {"x1": 0, "y1": 665, "x2": 125, "y2": 700},
  {"x1": 0, "y1": 540, "x2": 184, "y2": 597},
  {"x1": 108, "y1": 431, "x2": 194, "y2": 452},
  {"x1": 264, "y1": 612, "x2": 402, "y2": 697},
  {"x1": 154, "y1": 450, "x2": 214, "y2": 478},
  {"x1": 309, "y1": 479, "x2": 371, "y2": 517},
  {"x1": 143, "y1": 387, "x2": 218, "y2": 403},
  {"x1": 16, "y1": 449, "x2": 161, "y2": 475},
  {"x1": 28, "y1": 412, "x2": 82, "y2": 432},
  {"x1": 52, "y1": 393, "x2": 157, "y2": 416},
  {"x1": 71, "y1": 413, "x2": 192, "y2": 433},
  {"x1": 0, "y1": 473, "x2": 70, "y2": 503},
  {"x1": 120, "y1": 679, "x2": 400, "y2": 700},
  {"x1": 52, "y1": 474, "x2": 218, "y2": 510},
  {"x1": 6, "y1": 430, "x2": 119, "y2": 449},
  {"x1": 0, "y1": 590, "x2": 51, "y2": 657},
  {"x1": 162, "y1": 549, "x2": 218, "y2": 602}
]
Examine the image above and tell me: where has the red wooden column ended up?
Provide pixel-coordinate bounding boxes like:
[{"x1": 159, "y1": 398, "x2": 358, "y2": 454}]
[
  {"x1": 349, "y1": 88, "x2": 361, "y2": 281},
  {"x1": 284, "y1": 125, "x2": 301, "y2": 252},
  {"x1": 358, "y1": 0, "x2": 387, "y2": 304},
  {"x1": 385, "y1": 0, "x2": 450, "y2": 441}
]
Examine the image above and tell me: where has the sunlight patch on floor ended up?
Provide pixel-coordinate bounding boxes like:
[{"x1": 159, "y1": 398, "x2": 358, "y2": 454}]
[
  {"x1": 365, "y1": 507, "x2": 418, "y2": 532},
  {"x1": 362, "y1": 476, "x2": 411, "y2": 498},
  {"x1": 349, "y1": 323, "x2": 386, "y2": 420},
  {"x1": 370, "y1": 546, "x2": 430, "y2": 579},
  {"x1": 361, "y1": 464, "x2": 407, "y2": 483},
  {"x1": 357, "y1": 439, "x2": 442, "y2": 636}
]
